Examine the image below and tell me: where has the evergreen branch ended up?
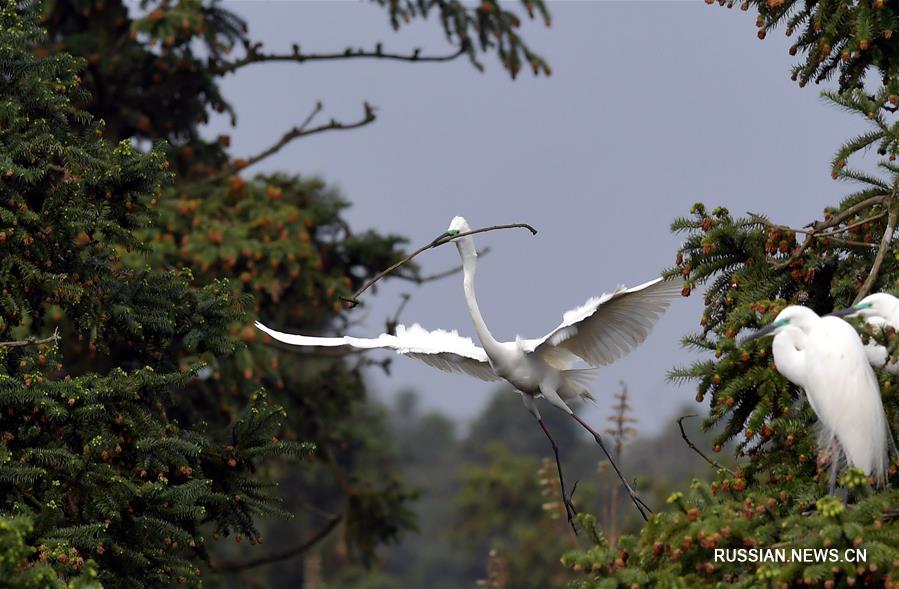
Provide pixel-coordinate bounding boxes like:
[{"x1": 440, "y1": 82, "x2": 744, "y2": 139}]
[
  {"x1": 837, "y1": 168, "x2": 891, "y2": 190},
  {"x1": 854, "y1": 197, "x2": 899, "y2": 303},
  {"x1": 749, "y1": 196, "x2": 888, "y2": 270},
  {"x1": 341, "y1": 223, "x2": 538, "y2": 308},
  {"x1": 760, "y1": 212, "x2": 885, "y2": 242},
  {"x1": 207, "y1": 102, "x2": 376, "y2": 183},
  {"x1": 0, "y1": 327, "x2": 59, "y2": 349},
  {"x1": 676, "y1": 414, "x2": 735, "y2": 476},
  {"x1": 212, "y1": 514, "x2": 342, "y2": 572},
  {"x1": 747, "y1": 212, "x2": 816, "y2": 271},
  {"x1": 816, "y1": 194, "x2": 890, "y2": 231},
  {"x1": 211, "y1": 42, "x2": 467, "y2": 76}
]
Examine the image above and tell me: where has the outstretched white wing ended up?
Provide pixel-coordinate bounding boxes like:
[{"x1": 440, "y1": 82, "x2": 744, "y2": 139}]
[
  {"x1": 522, "y1": 277, "x2": 680, "y2": 368},
  {"x1": 255, "y1": 321, "x2": 500, "y2": 382}
]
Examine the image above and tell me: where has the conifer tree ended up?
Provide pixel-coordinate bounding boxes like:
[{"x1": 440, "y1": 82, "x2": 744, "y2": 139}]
[
  {"x1": 12, "y1": 0, "x2": 551, "y2": 585},
  {"x1": 563, "y1": 4, "x2": 899, "y2": 588},
  {"x1": 0, "y1": 4, "x2": 314, "y2": 587}
]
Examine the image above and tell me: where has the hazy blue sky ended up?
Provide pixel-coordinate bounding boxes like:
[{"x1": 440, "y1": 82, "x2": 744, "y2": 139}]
[{"x1": 210, "y1": 1, "x2": 862, "y2": 435}]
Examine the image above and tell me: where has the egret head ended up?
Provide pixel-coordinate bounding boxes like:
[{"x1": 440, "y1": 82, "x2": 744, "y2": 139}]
[
  {"x1": 831, "y1": 293, "x2": 899, "y2": 322},
  {"x1": 431, "y1": 216, "x2": 472, "y2": 247},
  {"x1": 447, "y1": 216, "x2": 471, "y2": 234},
  {"x1": 743, "y1": 305, "x2": 820, "y2": 342}
]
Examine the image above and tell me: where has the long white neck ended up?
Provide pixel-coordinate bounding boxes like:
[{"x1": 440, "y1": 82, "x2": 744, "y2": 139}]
[
  {"x1": 458, "y1": 237, "x2": 502, "y2": 356},
  {"x1": 772, "y1": 326, "x2": 808, "y2": 388}
]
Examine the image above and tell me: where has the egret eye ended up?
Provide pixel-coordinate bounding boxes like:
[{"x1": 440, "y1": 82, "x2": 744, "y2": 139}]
[
  {"x1": 856, "y1": 302, "x2": 873, "y2": 310},
  {"x1": 447, "y1": 229, "x2": 460, "y2": 236}
]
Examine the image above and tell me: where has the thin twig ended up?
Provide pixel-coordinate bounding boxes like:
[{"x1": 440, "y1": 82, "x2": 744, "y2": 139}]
[
  {"x1": 212, "y1": 43, "x2": 466, "y2": 76},
  {"x1": 212, "y1": 515, "x2": 342, "y2": 573},
  {"x1": 392, "y1": 247, "x2": 492, "y2": 284},
  {"x1": 677, "y1": 414, "x2": 735, "y2": 476},
  {"x1": 831, "y1": 211, "x2": 887, "y2": 235},
  {"x1": 385, "y1": 293, "x2": 411, "y2": 336},
  {"x1": 341, "y1": 223, "x2": 537, "y2": 308},
  {"x1": 854, "y1": 197, "x2": 899, "y2": 303},
  {"x1": 0, "y1": 327, "x2": 59, "y2": 349},
  {"x1": 295, "y1": 500, "x2": 340, "y2": 521},
  {"x1": 207, "y1": 102, "x2": 374, "y2": 184},
  {"x1": 766, "y1": 212, "x2": 887, "y2": 239}
]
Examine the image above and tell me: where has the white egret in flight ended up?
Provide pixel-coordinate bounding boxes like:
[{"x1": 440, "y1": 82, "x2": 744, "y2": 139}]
[
  {"x1": 745, "y1": 305, "x2": 893, "y2": 487},
  {"x1": 832, "y1": 293, "x2": 899, "y2": 374},
  {"x1": 256, "y1": 216, "x2": 680, "y2": 524}
]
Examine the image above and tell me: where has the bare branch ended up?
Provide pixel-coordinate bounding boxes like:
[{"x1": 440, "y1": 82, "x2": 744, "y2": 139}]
[
  {"x1": 677, "y1": 414, "x2": 735, "y2": 476},
  {"x1": 830, "y1": 211, "x2": 886, "y2": 235},
  {"x1": 212, "y1": 42, "x2": 467, "y2": 76},
  {"x1": 854, "y1": 197, "x2": 899, "y2": 303},
  {"x1": 208, "y1": 102, "x2": 375, "y2": 184},
  {"x1": 213, "y1": 515, "x2": 342, "y2": 573},
  {"x1": 385, "y1": 293, "x2": 411, "y2": 336},
  {"x1": 392, "y1": 247, "x2": 492, "y2": 284},
  {"x1": 341, "y1": 223, "x2": 537, "y2": 308},
  {"x1": 0, "y1": 327, "x2": 59, "y2": 349}
]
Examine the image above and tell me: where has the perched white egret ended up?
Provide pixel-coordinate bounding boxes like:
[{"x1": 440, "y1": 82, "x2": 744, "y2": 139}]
[
  {"x1": 745, "y1": 305, "x2": 893, "y2": 487},
  {"x1": 832, "y1": 293, "x2": 899, "y2": 374},
  {"x1": 256, "y1": 216, "x2": 681, "y2": 524}
]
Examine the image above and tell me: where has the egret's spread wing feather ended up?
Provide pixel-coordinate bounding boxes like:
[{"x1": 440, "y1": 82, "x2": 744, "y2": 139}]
[
  {"x1": 524, "y1": 277, "x2": 680, "y2": 368},
  {"x1": 255, "y1": 321, "x2": 500, "y2": 382}
]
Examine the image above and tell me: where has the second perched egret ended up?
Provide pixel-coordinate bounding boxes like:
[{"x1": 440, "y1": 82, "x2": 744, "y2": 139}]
[
  {"x1": 746, "y1": 305, "x2": 892, "y2": 486},
  {"x1": 256, "y1": 216, "x2": 681, "y2": 525},
  {"x1": 832, "y1": 293, "x2": 899, "y2": 374}
]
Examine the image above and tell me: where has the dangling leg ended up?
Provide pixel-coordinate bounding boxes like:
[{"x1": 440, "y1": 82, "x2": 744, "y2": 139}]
[
  {"x1": 571, "y1": 413, "x2": 651, "y2": 520},
  {"x1": 539, "y1": 384, "x2": 651, "y2": 521},
  {"x1": 521, "y1": 394, "x2": 579, "y2": 533},
  {"x1": 828, "y1": 436, "x2": 839, "y2": 495}
]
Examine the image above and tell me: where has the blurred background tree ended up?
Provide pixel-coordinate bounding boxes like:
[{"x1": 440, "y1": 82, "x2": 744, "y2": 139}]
[{"x1": 366, "y1": 388, "x2": 726, "y2": 589}]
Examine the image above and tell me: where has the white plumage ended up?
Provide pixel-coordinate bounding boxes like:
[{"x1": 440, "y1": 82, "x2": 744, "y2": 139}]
[
  {"x1": 749, "y1": 305, "x2": 893, "y2": 486},
  {"x1": 523, "y1": 278, "x2": 679, "y2": 369},
  {"x1": 832, "y1": 292, "x2": 899, "y2": 374},
  {"x1": 255, "y1": 322, "x2": 500, "y2": 382},
  {"x1": 256, "y1": 216, "x2": 680, "y2": 523}
]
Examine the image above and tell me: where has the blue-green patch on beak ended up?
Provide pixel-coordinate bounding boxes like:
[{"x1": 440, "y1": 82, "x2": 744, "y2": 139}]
[{"x1": 430, "y1": 229, "x2": 460, "y2": 247}]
